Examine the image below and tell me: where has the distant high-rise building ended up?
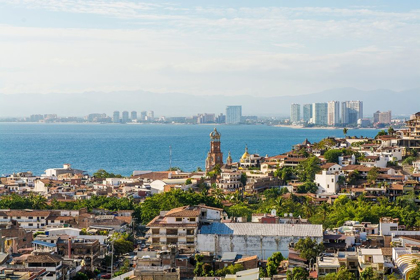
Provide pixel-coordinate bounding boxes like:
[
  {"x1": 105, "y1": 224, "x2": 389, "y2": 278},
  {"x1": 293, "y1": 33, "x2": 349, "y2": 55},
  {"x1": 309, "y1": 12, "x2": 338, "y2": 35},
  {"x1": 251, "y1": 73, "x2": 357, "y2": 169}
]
[
  {"x1": 30, "y1": 114, "x2": 44, "y2": 122},
  {"x1": 216, "y1": 113, "x2": 226, "y2": 124},
  {"x1": 147, "y1": 111, "x2": 154, "y2": 121},
  {"x1": 112, "y1": 111, "x2": 120, "y2": 123},
  {"x1": 327, "y1": 101, "x2": 340, "y2": 126},
  {"x1": 303, "y1": 104, "x2": 313, "y2": 122},
  {"x1": 131, "y1": 111, "x2": 137, "y2": 121},
  {"x1": 86, "y1": 113, "x2": 106, "y2": 122},
  {"x1": 226, "y1": 106, "x2": 242, "y2": 124},
  {"x1": 374, "y1": 110, "x2": 391, "y2": 124},
  {"x1": 313, "y1": 103, "x2": 328, "y2": 125},
  {"x1": 341, "y1": 101, "x2": 363, "y2": 125},
  {"x1": 290, "y1": 104, "x2": 301, "y2": 123},
  {"x1": 140, "y1": 111, "x2": 147, "y2": 121},
  {"x1": 122, "y1": 111, "x2": 129, "y2": 123}
]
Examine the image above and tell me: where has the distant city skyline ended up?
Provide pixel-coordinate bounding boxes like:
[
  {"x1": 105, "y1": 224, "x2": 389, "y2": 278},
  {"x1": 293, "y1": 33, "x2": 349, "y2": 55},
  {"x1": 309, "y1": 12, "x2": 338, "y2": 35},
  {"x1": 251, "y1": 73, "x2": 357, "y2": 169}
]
[{"x1": 0, "y1": 1, "x2": 419, "y2": 97}]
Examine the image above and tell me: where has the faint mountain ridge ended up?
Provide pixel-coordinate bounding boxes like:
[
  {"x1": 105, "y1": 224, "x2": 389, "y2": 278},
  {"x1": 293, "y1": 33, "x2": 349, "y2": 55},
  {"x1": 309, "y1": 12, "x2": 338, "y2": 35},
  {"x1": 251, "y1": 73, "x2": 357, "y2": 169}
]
[{"x1": 0, "y1": 87, "x2": 418, "y2": 117}]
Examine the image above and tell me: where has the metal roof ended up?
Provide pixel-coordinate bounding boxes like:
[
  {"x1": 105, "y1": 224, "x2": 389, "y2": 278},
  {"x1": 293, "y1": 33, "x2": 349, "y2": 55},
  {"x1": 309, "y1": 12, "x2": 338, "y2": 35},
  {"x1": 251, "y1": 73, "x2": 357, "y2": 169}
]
[
  {"x1": 200, "y1": 223, "x2": 323, "y2": 237},
  {"x1": 221, "y1": 252, "x2": 238, "y2": 262},
  {"x1": 32, "y1": 240, "x2": 57, "y2": 247}
]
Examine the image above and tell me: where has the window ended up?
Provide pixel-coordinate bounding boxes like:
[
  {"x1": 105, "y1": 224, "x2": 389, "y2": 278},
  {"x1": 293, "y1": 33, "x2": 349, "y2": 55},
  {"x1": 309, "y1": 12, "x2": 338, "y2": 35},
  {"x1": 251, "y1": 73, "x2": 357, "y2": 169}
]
[
  {"x1": 17, "y1": 217, "x2": 21, "y2": 219},
  {"x1": 29, "y1": 217, "x2": 33, "y2": 219},
  {"x1": 176, "y1": 218, "x2": 182, "y2": 222},
  {"x1": 28, "y1": 223, "x2": 33, "y2": 226},
  {"x1": 189, "y1": 217, "x2": 196, "y2": 222}
]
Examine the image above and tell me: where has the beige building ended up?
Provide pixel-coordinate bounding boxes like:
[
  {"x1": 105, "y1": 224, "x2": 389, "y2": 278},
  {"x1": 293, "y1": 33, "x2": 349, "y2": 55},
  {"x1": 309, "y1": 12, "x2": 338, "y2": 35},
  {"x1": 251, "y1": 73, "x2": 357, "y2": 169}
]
[{"x1": 146, "y1": 205, "x2": 223, "y2": 252}]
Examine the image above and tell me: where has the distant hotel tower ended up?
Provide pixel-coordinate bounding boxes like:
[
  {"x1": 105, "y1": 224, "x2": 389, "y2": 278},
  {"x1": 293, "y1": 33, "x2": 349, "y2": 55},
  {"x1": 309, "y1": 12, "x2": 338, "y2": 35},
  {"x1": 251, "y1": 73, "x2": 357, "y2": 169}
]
[
  {"x1": 205, "y1": 128, "x2": 224, "y2": 171},
  {"x1": 226, "y1": 106, "x2": 242, "y2": 124},
  {"x1": 290, "y1": 103, "x2": 300, "y2": 123}
]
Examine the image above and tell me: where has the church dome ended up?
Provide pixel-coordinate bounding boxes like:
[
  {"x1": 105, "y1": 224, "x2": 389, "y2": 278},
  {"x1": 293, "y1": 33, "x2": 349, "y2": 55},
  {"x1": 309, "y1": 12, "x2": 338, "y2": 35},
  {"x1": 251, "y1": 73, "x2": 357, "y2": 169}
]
[{"x1": 240, "y1": 145, "x2": 249, "y2": 162}]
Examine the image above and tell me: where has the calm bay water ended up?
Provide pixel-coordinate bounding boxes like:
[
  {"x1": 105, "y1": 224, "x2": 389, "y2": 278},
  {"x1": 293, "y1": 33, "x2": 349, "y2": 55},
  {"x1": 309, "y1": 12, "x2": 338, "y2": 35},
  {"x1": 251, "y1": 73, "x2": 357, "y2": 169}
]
[{"x1": 0, "y1": 123, "x2": 379, "y2": 176}]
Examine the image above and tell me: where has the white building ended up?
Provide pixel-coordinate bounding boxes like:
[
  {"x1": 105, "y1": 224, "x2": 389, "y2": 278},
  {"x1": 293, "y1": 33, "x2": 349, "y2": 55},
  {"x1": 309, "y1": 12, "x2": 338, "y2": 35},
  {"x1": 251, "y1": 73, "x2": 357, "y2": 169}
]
[
  {"x1": 226, "y1": 106, "x2": 242, "y2": 124},
  {"x1": 313, "y1": 103, "x2": 328, "y2": 126},
  {"x1": 341, "y1": 101, "x2": 363, "y2": 125},
  {"x1": 315, "y1": 171, "x2": 341, "y2": 195},
  {"x1": 290, "y1": 104, "x2": 301, "y2": 123},
  {"x1": 197, "y1": 223, "x2": 323, "y2": 259},
  {"x1": 43, "y1": 164, "x2": 84, "y2": 178},
  {"x1": 217, "y1": 170, "x2": 242, "y2": 190},
  {"x1": 303, "y1": 104, "x2": 312, "y2": 123},
  {"x1": 327, "y1": 101, "x2": 340, "y2": 126}
]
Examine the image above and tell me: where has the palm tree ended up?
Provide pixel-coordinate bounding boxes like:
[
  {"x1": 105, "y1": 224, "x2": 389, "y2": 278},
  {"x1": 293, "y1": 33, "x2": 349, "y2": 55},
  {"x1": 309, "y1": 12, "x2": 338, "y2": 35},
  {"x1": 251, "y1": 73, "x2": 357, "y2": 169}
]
[
  {"x1": 388, "y1": 126, "x2": 395, "y2": 136},
  {"x1": 29, "y1": 194, "x2": 48, "y2": 209},
  {"x1": 343, "y1": 127, "x2": 348, "y2": 138}
]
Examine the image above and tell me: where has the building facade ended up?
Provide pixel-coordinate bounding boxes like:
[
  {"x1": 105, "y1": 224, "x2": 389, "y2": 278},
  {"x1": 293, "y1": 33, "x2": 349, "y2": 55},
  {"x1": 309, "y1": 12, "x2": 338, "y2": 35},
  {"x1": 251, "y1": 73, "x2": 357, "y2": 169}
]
[
  {"x1": 303, "y1": 104, "x2": 313, "y2": 123},
  {"x1": 226, "y1": 106, "x2": 242, "y2": 124},
  {"x1": 290, "y1": 104, "x2": 300, "y2": 123},
  {"x1": 328, "y1": 101, "x2": 340, "y2": 126},
  {"x1": 313, "y1": 103, "x2": 328, "y2": 125},
  {"x1": 341, "y1": 101, "x2": 363, "y2": 125}
]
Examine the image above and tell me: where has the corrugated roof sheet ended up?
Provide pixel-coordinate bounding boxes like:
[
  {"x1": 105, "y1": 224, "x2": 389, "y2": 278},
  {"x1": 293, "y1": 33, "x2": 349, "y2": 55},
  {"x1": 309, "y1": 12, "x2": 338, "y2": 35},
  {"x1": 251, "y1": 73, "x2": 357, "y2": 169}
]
[{"x1": 200, "y1": 223, "x2": 323, "y2": 237}]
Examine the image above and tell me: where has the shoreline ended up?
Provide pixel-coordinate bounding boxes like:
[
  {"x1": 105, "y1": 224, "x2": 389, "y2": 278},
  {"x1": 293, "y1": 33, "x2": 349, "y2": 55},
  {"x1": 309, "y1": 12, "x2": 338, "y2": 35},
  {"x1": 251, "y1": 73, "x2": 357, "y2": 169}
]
[{"x1": 273, "y1": 124, "x2": 379, "y2": 130}]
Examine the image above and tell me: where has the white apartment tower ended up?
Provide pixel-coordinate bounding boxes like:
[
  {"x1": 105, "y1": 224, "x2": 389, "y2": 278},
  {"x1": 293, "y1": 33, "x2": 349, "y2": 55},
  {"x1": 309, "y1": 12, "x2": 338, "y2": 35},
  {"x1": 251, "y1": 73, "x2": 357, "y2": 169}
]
[
  {"x1": 327, "y1": 101, "x2": 340, "y2": 126},
  {"x1": 303, "y1": 104, "x2": 313, "y2": 123},
  {"x1": 290, "y1": 104, "x2": 301, "y2": 123},
  {"x1": 313, "y1": 103, "x2": 328, "y2": 125},
  {"x1": 226, "y1": 106, "x2": 242, "y2": 124},
  {"x1": 342, "y1": 101, "x2": 363, "y2": 125}
]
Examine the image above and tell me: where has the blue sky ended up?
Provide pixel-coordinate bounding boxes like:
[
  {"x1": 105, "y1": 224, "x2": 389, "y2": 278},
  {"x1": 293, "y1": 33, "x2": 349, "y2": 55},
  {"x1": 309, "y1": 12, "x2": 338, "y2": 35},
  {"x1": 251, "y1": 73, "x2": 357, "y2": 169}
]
[{"x1": 0, "y1": 0, "x2": 419, "y2": 96}]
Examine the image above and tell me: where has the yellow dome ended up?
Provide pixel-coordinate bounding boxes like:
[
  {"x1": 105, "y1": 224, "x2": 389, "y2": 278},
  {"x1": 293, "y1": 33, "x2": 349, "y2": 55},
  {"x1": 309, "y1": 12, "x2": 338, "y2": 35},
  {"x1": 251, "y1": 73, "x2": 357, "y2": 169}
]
[{"x1": 240, "y1": 145, "x2": 249, "y2": 162}]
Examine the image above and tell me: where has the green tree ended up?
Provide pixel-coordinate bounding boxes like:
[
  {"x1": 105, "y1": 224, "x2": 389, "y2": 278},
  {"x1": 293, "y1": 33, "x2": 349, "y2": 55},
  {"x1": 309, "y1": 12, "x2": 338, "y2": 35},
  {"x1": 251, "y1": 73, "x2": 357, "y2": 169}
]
[
  {"x1": 388, "y1": 126, "x2": 395, "y2": 136},
  {"x1": 240, "y1": 173, "x2": 247, "y2": 186},
  {"x1": 294, "y1": 237, "x2": 324, "y2": 263},
  {"x1": 287, "y1": 267, "x2": 309, "y2": 280},
  {"x1": 320, "y1": 267, "x2": 354, "y2": 280},
  {"x1": 185, "y1": 178, "x2": 192, "y2": 185},
  {"x1": 360, "y1": 267, "x2": 381, "y2": 280},
  {"x1": 266, "y1": 252, "x2": 284, "y2": 277},
  {"x1": 409, "y1": 260, "x2": 420, "y2": 280},
  {"x1": 28, "y1": 194, "x2": 48, "y2": 209},
  {"x1": 343, "y1": 128, "x2": 348, "y2": 137},
  {"x1": 367, "y1": 167, "x2": 379, "y2": 183},
  {"x1": 93, "y1": 169, "x2": 123, "y2": 178},
  {"x1": 72, "y1": 272, "x2": 88, "y2": 280},
  {"x1": 296, "y1": 156, "x2": 321, "y2": 182},
  {"x1": 215, "y1": 263, "x2": 244, "y2": 276},
  {"x1": 323, "y1": 149, "x2": 343, "y2": 164},
  {"x1": 375, "y1": 130, "x2": 387, "y2": 139}
]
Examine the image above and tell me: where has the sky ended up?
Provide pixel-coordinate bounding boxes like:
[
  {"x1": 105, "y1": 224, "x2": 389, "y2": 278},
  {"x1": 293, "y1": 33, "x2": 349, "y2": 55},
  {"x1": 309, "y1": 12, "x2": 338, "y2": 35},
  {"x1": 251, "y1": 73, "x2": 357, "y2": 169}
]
[{"x1": 0, "y1": 0, "x2": 419, "y2": 97}]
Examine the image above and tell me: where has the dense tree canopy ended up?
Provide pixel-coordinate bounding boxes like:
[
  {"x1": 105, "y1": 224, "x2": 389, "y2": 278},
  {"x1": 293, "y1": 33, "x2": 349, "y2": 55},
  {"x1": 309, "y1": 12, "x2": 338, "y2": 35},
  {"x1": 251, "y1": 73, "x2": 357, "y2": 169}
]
[{"x1": 93, "y1": 169, "x2": 122, "y2": 178}]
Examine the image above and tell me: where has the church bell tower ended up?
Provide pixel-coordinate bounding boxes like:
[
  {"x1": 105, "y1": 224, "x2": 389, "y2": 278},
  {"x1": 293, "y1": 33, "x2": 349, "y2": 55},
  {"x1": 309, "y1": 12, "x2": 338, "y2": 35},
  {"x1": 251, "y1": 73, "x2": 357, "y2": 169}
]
[{"x1": 206, "y1": 128, "x2": 224, "y2": 171}]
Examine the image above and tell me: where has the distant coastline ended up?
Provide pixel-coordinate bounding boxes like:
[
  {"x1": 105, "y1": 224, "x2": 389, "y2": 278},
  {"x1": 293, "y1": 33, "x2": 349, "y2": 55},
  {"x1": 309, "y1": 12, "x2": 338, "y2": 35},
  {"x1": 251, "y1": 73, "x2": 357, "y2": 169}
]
[{"x1": 273, "y1": 124, "x2": 379, "y2": 130}]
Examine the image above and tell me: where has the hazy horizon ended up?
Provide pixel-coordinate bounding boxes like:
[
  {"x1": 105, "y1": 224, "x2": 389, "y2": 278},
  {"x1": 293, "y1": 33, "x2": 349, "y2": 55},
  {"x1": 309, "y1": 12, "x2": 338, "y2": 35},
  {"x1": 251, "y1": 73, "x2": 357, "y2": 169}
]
[{"x1": 1, "y1": 0, "x2": 420, "y2": 98}]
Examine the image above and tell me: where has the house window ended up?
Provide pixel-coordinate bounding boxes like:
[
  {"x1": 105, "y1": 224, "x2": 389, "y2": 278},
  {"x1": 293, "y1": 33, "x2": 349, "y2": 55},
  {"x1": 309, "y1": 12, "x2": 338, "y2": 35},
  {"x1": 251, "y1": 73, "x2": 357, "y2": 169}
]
[
  {"x1": 29, "y1": 217, "x2": 33, "y2": 219},
  {"x1": 17, "y1": 217, "x2": 21, "y2": 219},
  {"x1": 189, "y1": 217, "x2": 196, "y2": 222},
  {"x1": 28, "y1": 223, "x2": 33, "y2": 226},
  {"x1": 176, "y1": 218, "x2": 182, "y2": 222}
]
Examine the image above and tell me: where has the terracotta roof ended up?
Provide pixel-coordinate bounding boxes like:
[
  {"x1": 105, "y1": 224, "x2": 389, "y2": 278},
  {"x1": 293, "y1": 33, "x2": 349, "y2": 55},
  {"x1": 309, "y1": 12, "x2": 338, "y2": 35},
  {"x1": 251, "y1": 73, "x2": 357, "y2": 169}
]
[
  {"x1": 115, "y1": 216, "x2": 132, "y2": 224},
  {"x1": 321, "y1": 163, "x2": 339, "y2": 169},
  {"x1": 236, "y1": 255, "x2": 258, "y2": 263},
  {"x1": 7, "y1": 210, "x2": 51, "y2": 217},
  {"x1": 165, "y1": 206, "x2": 201, "y2": 217},
  {"x1": 27, "y1": 254, "x2": 62, "y2": 263}
]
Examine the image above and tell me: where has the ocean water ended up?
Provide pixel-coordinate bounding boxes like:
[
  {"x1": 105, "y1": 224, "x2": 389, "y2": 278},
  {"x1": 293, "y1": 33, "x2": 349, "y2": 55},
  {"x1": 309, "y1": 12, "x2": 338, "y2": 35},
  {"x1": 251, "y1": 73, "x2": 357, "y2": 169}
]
[{"x1": 0, "y1": 123, "x2": 379, "y2": 176}]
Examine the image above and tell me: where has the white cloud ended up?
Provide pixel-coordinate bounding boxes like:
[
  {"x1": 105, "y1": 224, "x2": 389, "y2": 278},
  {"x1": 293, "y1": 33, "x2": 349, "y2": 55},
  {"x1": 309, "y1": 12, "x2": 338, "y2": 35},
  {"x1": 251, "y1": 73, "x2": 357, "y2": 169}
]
[{"x1": 0, "y1": 1, "x2": 419, "y2": 96}]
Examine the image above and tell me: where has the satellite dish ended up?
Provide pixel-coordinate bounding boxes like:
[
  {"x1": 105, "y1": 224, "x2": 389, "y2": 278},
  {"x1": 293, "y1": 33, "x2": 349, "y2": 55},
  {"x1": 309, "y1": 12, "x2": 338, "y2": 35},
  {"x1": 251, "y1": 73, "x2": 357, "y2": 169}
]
[
  {"x1": 289, "y1": 213, "x2": 293, "y2": 217},
  {"x1": 271, "y1": 209, "x2": 277, "y2": 216},
  {"x1": 284, "y1": 213, "x2": 288, "y2": 217}
]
